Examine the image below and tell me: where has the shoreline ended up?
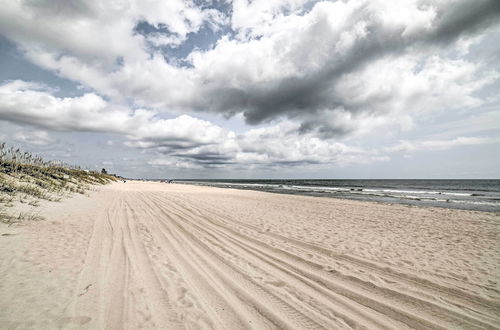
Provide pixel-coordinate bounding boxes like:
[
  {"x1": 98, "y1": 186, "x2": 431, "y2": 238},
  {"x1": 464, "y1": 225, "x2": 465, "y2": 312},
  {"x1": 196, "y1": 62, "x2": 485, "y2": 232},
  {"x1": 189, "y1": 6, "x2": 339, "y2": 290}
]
[
  {"x1": 1, "y1": 181, "x2": 499, "y2": 329},
  {"x1": 176, "y1": 180, "x2": 500, "y2": 214}
]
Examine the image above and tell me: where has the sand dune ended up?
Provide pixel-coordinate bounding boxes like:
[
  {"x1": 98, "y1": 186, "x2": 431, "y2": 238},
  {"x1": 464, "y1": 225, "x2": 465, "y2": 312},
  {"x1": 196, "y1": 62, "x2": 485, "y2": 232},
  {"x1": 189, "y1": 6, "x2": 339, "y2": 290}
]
[{"x1": 1, "y1": 181, "x2": 499, "y2": 329}]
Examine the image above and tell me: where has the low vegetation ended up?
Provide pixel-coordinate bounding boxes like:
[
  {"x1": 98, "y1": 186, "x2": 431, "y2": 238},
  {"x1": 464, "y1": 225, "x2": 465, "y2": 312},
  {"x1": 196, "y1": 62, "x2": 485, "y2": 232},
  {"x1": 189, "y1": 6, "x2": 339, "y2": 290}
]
[{"x1": 0, "y1": 142, "x2": 117, "y2": 224}]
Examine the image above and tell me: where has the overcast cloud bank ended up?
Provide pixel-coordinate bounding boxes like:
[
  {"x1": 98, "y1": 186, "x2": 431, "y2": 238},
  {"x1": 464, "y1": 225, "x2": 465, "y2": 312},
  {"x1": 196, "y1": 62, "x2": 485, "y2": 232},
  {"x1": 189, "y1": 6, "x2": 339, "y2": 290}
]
[{"x1": 0, "y1": 0, "x2": 499, "y2": 177}]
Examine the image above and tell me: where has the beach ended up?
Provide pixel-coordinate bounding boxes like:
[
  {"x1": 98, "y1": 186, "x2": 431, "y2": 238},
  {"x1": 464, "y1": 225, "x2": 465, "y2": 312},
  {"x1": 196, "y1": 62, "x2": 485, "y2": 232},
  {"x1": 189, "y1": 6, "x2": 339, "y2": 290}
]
[{"x1": 0, "y1": 181, "x2": 499, "y2": 329}]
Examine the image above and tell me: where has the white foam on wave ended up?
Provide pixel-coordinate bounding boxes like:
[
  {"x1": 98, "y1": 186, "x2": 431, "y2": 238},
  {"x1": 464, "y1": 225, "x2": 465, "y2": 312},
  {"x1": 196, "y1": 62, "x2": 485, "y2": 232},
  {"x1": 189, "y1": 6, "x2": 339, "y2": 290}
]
[
  {"x1": 448, "y1": 199, "x2": 499, "y2": 206},
  {"x1": 280, "y1": 185, "x2": 475, "y2": 198},
  {"x1": 363, "y1": 188, "x2": 472, "y2": 196}
]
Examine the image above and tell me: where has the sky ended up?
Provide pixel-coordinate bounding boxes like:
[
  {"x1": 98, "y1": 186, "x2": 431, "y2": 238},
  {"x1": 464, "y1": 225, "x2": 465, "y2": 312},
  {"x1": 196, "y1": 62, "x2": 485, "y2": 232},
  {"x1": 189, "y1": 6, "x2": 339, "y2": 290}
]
[{"x1": 0, "y1": 0, "x2": 499, "y2": 179}]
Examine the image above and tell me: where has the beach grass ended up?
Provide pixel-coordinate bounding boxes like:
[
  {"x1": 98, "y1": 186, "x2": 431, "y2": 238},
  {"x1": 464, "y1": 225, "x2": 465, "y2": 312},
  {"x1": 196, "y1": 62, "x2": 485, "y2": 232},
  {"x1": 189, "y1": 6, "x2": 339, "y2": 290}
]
[{"x1": 0, "y1": 142, "x2": 117, "y2": 224}]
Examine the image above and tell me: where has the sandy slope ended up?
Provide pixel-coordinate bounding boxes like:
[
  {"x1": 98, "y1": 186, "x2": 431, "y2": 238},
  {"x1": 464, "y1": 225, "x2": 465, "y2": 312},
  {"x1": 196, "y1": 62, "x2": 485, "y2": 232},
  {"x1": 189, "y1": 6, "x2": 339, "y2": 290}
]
[{"x1": 0, "y1": 181, "x2": 499, "y2": 329}]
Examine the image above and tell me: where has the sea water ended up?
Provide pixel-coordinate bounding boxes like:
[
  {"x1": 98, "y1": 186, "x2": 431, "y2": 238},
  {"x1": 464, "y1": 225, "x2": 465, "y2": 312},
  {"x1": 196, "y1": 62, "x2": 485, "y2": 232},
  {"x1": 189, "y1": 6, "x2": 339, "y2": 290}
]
[{"x1": 177, "y1": 179, "x2": 500, "y2": 213}]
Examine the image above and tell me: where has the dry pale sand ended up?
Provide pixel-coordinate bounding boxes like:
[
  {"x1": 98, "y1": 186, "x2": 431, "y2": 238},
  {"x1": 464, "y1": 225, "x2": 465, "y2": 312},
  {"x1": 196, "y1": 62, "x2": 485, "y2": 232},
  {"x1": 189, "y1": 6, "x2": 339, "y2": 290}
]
[{"x1": 0, "y1": 181, "x2": 499, "y2": 330}]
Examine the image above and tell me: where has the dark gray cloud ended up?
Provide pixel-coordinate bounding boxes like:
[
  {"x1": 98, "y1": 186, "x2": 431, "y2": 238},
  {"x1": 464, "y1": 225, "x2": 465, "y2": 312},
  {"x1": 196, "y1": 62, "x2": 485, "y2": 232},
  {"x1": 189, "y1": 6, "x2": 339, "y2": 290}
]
[
  {"x1": 298, "y1": 119, "x2": 354, "y2": 138},
  {"x1": 173, "y1": 152, "x2": 235, "y2": 164},
  {"x1": 22, "y1": 0, "x2": 95, "y2": 18},
  {"x1": 430, "y1": 0, "x2": 500, "y2": 44},
  {"x1": 191, "y1": 0, "x2": 500, "y2": 130}
]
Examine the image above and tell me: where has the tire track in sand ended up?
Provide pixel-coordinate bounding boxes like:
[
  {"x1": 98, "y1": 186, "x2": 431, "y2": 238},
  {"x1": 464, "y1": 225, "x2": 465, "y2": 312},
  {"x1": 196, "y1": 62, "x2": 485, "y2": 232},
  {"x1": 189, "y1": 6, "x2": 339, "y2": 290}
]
[
  {"x1": 144, "y1": 193, "x2": 397, "y2": 329},
  {"x1": 61, "y1": 183, "x2": 500, "y2": 329},
  {"x1": 136, "y1": 191, "x2": 322, "y2": 329},
  {"x1": 148, "y1": 191, "x2": 500, "y2": 330},
  {"x1": 67, "y1": 191, "x2": 183, "y2": 329},
  {"x1": 166, "y1": 192, "x2": 500, "y2": 317}
]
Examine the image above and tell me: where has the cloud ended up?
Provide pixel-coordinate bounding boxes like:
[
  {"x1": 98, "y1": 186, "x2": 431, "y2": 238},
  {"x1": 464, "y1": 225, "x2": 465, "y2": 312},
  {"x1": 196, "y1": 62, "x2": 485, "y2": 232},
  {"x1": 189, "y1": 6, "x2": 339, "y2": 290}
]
[
  {"x1": 429, "y1": 0, "x2": 500, "y2": 44},
  {"x1": 14, "y1": 129, "x2": 54, "y2": 146},
  {"x1": 386, "y1": 136, "x2": 500, "y2": 153},
  {"x1": 186, "y1": 0, "x2": 500, "y2": 126},
  {"x1": 0, "y1": 79, "x2": 389, "y2": 169},
  {"x1": 230, "y1": 0, "x2": 312, "y2": 36},
  {"x1": 0, "y1": 80, "x2": 161, "y2": 133},
  {"x1": 142, "y1": 120, "x2": 389, "y2": 169},
  {"x1": 1, "y1": 0, "x2": 500, "y2": 174},
  {"x1": 0, "y1": 0, "x2": 223, "y2": 64},
  {"x1": 236, "y1": 121, "x2": 389, "y2": 167},
  {"x1": 0, "y1": 80, "x2": 230, "y2": 148},
  {"x1": 1, "y1": 0, "x2": 498, "y2": 135}
]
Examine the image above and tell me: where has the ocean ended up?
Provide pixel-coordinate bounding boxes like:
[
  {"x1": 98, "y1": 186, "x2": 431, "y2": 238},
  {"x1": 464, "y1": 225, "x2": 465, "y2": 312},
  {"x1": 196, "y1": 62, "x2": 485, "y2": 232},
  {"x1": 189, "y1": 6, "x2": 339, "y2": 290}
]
[{"x1": 176, "y1": 179, "x2": 500, "y2": 213}]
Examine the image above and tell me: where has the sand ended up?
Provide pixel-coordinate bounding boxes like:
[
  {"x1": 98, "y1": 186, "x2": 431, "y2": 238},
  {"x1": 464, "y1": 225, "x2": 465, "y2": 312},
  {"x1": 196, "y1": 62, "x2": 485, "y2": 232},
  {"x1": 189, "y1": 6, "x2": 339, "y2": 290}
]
[{"x1": 0, "y1": 181, "x2": 499, "y2": 329}]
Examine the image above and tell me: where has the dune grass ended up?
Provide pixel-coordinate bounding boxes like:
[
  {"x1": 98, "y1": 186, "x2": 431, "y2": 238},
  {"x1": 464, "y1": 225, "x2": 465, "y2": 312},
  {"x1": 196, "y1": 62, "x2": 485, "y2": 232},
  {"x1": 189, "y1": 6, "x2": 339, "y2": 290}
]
[{"x1": 0, "y1": 142, "x2": 117, "y2": 224}]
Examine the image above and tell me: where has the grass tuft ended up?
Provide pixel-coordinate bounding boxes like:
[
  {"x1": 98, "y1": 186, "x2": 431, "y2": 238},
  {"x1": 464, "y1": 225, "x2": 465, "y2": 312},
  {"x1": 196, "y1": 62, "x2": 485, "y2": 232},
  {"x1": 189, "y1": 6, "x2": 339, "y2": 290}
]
[{"x1": 0, "y1": 142, "x2": 118, "y2": 224}]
